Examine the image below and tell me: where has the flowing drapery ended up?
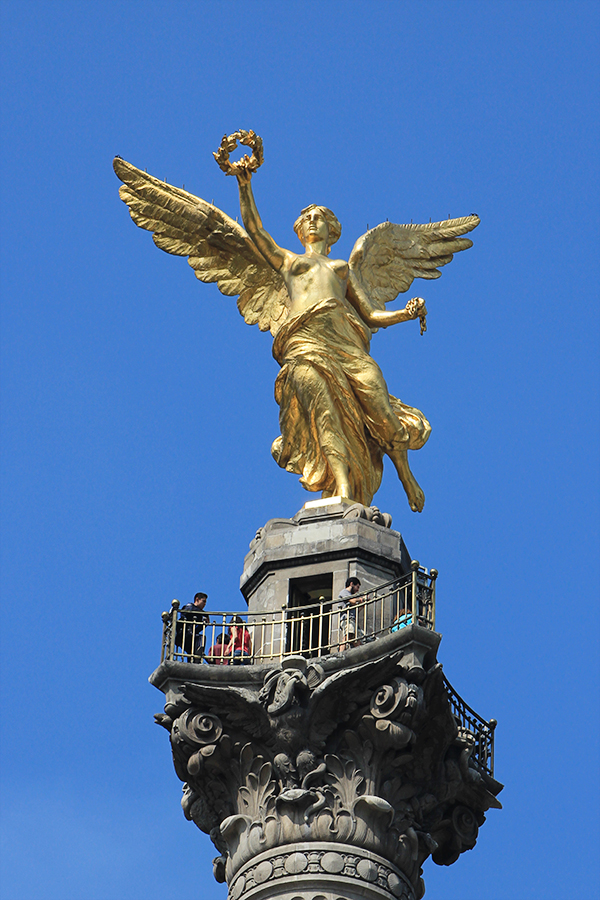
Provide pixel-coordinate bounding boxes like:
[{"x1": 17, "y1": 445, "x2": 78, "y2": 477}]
[{"x1": 271, "y1": 299, "x2": 430, "y2": 506}]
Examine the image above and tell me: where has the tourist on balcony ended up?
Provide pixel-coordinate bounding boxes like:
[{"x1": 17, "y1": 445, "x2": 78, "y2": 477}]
[
  {"x1": 177, "y1": 592, "x2": 209, "y2": 662},
  {"x1": 225, "y1": 615, "x2": 252, "y2": 664},
  {"x1": 338, "y1": 577, "x2": 364, "y2": 650},
  {"x1": 391, "y1": 608, "x2": 411, "y2": 630},
  {"x1": 206, "y1": 633, "x2": 229, "y2": 665}
]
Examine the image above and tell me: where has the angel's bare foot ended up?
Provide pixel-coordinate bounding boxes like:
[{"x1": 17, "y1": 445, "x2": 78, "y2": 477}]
[
  {"x1": 322, "y1": 484, "x2": 354, "y2": 503},
  {"x1": 322, "y1": 489, "x2": 354, "y2": 502},
  {"x1": 327, "y1": 459, "x2": 353, "y2": 502},
  {"x1": 405, "y1": 478, "x2": 425, "y2": 513},
  {"x1": 388, "y1": 449, "x2": 425, "y2": 513}
]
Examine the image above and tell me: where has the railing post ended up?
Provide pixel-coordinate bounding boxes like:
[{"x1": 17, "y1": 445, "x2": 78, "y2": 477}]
[
  {"x1": 430, "y1": 568, "x2": 438, "y2": 630},
  {"x1": 489, "y1": 718, "x2": 497, "y2": 776},
  {"x1": 319, "y1": 596, "x2": 324, "y2": 655},
  {"x1": 411, "y1": 560, "x2": 419, "y2": 626},
  {"x1": 168, "y1": 599, "x2": 180, "y2": 661},
  {"x1": 160, "y1": 610, "x2": 170, "y2": 662}
]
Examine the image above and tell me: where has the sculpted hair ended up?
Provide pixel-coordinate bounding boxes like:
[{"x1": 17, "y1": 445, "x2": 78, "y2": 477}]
[{"x1": 294, "y1": 204, "x2": 342, "y2": 252}]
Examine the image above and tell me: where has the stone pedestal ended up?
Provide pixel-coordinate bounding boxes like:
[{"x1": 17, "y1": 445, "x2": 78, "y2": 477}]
[
  {"x1": 150, "y1": 503, "x2": 502, "y2": 900},
  {"x1": 241, "y1": 499, "x2": 411, "y2": 614},
  {"x1": 239, "y1": 500, "x2": 416, "y2": 660}
]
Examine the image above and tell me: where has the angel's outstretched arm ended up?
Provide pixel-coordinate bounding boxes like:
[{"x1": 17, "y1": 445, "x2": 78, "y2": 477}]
[
  {"x1": 347, "y1": 271, "x2": 426, "y2": 328},
  {"x1": 237, "y1": 171, "x2": 290, "y2": 273}
]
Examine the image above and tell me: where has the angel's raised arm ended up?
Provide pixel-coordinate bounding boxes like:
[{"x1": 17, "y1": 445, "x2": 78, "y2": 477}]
[{"x1": 236, "y1": 171, "x2": 291, "y2": 273}]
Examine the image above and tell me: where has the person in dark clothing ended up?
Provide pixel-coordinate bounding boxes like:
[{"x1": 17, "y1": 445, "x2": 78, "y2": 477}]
[{"x1": 177, "y1": 592, "x2": 209, "y2": 662}]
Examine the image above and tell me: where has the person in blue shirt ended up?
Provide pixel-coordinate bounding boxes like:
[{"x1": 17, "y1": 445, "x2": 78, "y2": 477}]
[{"x1": 391, "y1": 608, "x2": 411, "y2": 631}]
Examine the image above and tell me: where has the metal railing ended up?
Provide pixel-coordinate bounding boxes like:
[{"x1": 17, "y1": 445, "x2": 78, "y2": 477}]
[
  {"x1": 160, "y1": 561, "x2": 437, "y2": 666},
  {"x1": 444, "y1": 676, "x2": 497, "y2": 777}
]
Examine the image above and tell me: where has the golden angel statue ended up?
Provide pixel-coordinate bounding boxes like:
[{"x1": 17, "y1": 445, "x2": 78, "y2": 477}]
[{"x1": 113, "y1": 131, "x2": 479, "y2": 512}]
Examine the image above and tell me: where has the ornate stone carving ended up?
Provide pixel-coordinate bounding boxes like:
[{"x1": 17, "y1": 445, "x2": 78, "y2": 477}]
[
  {"x1": 158, "y1": 651, "x2": 502, "y2": 900},
  {"x1": 341, "y1": 504, "x2": 392, "y2": 529},
  {"x1": 229, "y1": 844, "x2": 414, "y2": 900}
]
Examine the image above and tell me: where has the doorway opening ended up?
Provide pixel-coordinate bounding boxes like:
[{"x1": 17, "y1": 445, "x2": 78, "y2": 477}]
[{"x1": 286, "y1": 574, "x2": 333, "y2": 658}]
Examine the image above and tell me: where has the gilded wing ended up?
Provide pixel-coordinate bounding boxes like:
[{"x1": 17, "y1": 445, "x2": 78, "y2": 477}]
[
  {"x1": 113, "y1": 157, "x2": 289, "y2": 336},
  {"x1": 349, "y1": 215, "x2": 480, "y2": 310}
]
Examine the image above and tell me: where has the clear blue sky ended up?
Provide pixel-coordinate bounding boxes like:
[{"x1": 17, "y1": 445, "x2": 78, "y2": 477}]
[{"x1": 1, "y1": 2, "x2": 598, "y2": 898}]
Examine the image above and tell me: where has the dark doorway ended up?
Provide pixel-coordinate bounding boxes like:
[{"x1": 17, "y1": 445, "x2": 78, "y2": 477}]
[{"x1": 286, "y1": 574, "x2": 333, "y2": 658}]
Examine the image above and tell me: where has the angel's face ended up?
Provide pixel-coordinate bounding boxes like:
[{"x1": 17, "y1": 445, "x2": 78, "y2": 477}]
[{"x1": 302, "y1": 209, "x2": 329, "y2": 245}]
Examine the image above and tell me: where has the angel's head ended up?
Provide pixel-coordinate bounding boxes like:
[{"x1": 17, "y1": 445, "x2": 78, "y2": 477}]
[{"x1": 294, "y1": 205, "x2": 341, "y2": 254}]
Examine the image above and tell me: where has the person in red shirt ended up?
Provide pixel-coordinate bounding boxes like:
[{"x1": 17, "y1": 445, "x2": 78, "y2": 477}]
[
  {"x1": 206, "y1": 633, "x2": 229, "y2": 665},
  {"x1": 225, "y1": 616, "x2": 252, "y2": 665}
]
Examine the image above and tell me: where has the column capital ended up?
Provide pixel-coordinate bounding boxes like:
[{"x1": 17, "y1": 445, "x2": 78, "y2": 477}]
[{"x1": 155, "y1": 648, "x2": 502, "y2": 900}]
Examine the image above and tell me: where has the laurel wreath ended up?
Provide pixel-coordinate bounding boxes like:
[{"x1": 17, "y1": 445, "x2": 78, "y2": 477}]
[{"x1": 213, "y1": 130, "x2": 264, "y2": 176}]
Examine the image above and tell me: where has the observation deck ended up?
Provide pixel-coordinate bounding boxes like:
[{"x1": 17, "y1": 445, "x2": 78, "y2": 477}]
[{"x1": 160, "y1": 563, "x2": 435, "y2": 666}]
